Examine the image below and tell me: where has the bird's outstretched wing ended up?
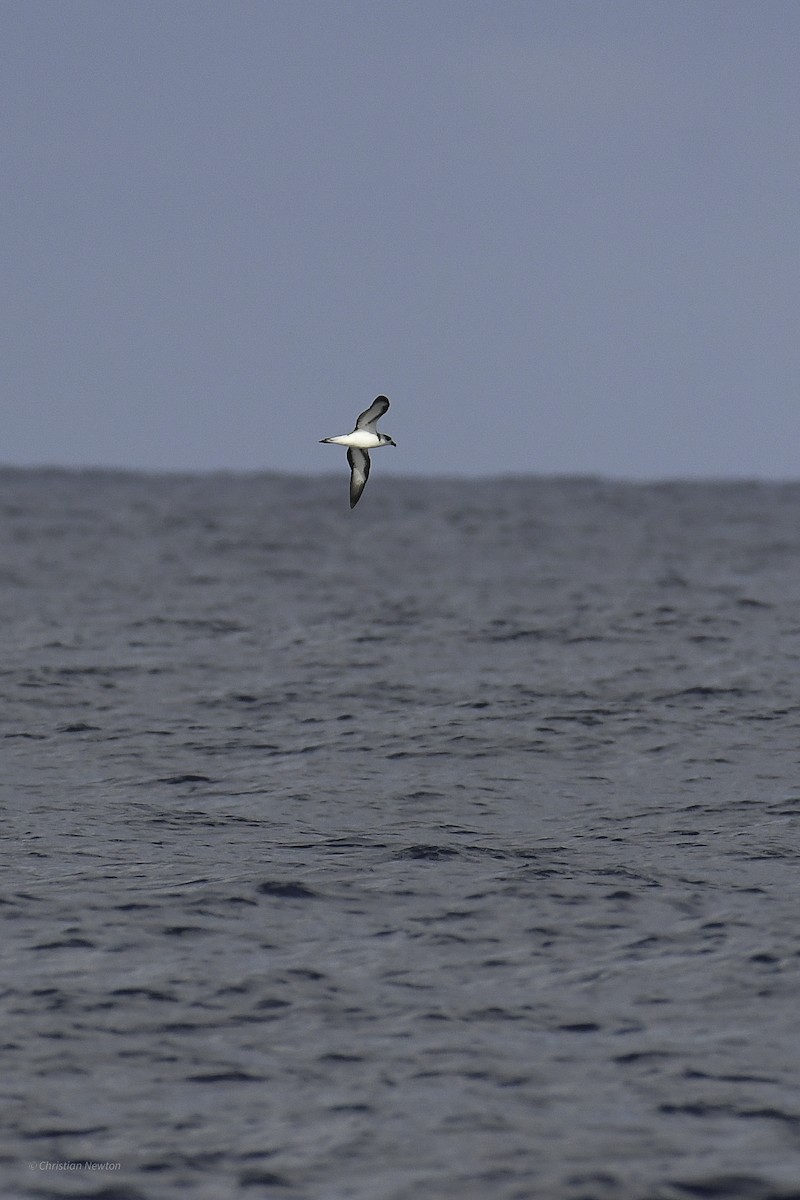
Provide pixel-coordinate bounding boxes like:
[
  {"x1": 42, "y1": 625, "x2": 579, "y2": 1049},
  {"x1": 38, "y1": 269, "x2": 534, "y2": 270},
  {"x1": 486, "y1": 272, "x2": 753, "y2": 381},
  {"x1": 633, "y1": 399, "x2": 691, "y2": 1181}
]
[
  {"x1": 347, "y1": 447, "x2": 371, "y2": 508},
  {"x1": 355, "y1": 395, "x2": 390, "y2": 433}
]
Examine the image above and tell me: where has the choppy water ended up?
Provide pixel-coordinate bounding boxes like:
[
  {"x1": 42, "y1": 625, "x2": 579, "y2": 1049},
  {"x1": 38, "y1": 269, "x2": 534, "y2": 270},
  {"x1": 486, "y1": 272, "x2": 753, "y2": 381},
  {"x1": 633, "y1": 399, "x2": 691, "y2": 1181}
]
[{"x1": 2, "y1": 468, "x2": 800, "y2": 1200}]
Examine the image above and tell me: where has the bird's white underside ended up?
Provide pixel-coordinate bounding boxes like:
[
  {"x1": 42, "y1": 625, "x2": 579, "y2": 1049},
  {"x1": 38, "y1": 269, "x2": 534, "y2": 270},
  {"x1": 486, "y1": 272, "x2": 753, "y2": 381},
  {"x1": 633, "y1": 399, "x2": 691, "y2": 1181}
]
[{"x1": 323, "y1": 431, "x2": 384, "y2": 449}]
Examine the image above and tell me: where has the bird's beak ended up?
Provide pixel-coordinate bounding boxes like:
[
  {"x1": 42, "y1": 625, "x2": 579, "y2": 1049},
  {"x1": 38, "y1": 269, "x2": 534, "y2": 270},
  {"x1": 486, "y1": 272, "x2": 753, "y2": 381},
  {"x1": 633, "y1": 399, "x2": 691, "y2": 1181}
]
[{"x1": 389, "y1": 438, "x2": 397, "y2": 446}]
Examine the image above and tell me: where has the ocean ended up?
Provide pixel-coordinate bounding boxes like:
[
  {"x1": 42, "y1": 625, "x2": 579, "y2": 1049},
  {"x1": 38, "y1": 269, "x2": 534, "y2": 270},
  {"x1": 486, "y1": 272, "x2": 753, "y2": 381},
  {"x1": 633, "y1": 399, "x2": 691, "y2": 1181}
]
[{"x1": 2, "y1": 468, "x2": 800, "y2": 1200}]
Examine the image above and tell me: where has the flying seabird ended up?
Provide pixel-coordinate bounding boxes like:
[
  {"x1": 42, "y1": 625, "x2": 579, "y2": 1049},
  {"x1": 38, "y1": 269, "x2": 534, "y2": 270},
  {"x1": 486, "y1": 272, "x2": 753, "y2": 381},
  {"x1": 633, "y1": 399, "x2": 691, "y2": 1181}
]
[{"x1": 320, "y1": 395, "x2": 396, "y2": 508}]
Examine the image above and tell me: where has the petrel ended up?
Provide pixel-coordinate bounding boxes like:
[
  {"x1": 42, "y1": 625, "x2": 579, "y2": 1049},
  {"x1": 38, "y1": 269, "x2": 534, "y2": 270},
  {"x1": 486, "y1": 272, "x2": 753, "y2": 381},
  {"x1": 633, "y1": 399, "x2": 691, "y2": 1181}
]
[{"x1": 320, "y1": 395, "x2": 396, "y2": 508}]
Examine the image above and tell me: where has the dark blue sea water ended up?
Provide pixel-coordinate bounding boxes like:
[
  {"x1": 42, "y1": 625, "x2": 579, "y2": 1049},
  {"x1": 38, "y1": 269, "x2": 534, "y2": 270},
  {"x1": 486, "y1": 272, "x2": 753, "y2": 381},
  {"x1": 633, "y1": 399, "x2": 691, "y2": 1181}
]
[{"x1": 2, "y1": 469, "x2": 800, "y2": 1200}]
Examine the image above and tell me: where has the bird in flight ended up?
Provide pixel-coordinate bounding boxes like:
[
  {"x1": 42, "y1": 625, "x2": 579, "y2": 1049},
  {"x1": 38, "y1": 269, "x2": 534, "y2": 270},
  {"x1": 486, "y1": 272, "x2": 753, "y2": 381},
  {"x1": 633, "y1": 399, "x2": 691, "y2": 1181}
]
[{"x1": 320, "y1": 396, "x2": 396, "y2": 508}]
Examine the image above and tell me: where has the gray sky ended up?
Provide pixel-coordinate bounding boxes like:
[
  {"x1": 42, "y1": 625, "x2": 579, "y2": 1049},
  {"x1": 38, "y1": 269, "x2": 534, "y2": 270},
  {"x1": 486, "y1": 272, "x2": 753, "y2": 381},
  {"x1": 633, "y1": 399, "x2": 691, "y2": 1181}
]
[{"x1": 3, "y1": 0, "x2": 799, "y2": 477}]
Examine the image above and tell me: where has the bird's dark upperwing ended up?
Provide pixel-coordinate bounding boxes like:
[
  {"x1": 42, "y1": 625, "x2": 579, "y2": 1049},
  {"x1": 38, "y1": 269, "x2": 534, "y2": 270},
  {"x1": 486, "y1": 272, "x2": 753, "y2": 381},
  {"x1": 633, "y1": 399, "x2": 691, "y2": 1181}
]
[
  {"x1": 347, "y1": 447, "x2": 371, "y2": 508},
  {"x1": 355, "y1": 395, "x2": 390, "y2": 432}
]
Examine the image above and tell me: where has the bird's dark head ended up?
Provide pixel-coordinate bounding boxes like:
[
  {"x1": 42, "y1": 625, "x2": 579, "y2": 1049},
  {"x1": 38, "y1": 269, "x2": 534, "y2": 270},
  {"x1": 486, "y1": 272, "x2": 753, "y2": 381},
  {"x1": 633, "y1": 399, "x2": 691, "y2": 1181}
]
[{"x1": 381, "y1": 434, "x2": 397, "y2": 447}]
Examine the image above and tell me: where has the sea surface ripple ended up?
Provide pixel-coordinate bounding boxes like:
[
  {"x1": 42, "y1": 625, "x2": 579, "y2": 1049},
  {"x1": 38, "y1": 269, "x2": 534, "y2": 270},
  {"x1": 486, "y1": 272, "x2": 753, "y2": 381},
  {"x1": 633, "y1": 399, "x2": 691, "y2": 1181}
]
[{"x1": 2, "y1": 469, "x2": 800, "y2": 1199}]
